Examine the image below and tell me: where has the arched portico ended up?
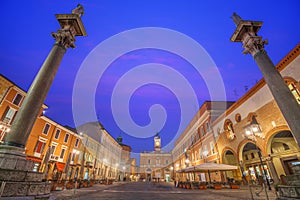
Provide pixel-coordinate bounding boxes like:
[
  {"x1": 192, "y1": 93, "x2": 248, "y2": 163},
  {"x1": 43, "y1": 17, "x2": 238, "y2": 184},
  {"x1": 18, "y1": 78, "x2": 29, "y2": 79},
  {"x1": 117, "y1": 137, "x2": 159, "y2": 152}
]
[
  {"x1": 239, "y1": 142, "x2": 272, "y2": 183},
  {"x1": 266, "y1": 129, "x2": 300, "y2": 183},
  {"x1": 221, "y1": 148, "x2": 241, "y2": 181}
]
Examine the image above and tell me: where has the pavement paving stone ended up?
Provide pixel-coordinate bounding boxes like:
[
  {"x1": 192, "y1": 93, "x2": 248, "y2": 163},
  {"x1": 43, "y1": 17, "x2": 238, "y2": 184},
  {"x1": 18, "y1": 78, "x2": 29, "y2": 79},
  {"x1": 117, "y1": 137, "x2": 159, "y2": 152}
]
[{"x1": 50, "y1": 181, "x2": 278, "y2": 200}]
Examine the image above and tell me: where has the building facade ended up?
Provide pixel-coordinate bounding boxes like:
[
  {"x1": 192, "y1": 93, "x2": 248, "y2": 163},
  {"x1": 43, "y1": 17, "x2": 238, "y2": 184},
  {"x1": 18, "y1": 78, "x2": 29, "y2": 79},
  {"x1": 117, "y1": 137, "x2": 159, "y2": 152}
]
[
  {"x1": 170, "y1": 43, "x2": 300, "y2": 185},
  {"x1": 0, "y1": 74, "x2": 83, "y2": 183},
  {"x1": 77, "y1": 122, "x2": 122, "y2": 181},
  {"x1": 172, "y1": 101, "x2": 234, "y2": 182},
  {"x1": 140, "y1": 133, "x2": 172, "y2": 182}
]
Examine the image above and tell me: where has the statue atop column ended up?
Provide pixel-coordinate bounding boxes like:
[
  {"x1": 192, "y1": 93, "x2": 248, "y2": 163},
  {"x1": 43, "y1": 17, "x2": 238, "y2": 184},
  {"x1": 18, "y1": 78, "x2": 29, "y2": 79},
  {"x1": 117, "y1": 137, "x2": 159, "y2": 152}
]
[
  {"x1": 72, "y1": 4, "x2": 84, "y2": 17},
  {"x1": 231, "y1": 12, "x2": 242, "y2": 26}
]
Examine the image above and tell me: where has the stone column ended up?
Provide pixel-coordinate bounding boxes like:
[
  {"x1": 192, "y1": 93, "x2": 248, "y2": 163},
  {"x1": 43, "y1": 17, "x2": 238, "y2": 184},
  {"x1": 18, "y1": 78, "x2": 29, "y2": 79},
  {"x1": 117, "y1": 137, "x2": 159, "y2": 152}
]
[
  {"x1": 0, "y1": 5, "x2": 86, "y2": 199},
  {"x1": 2, "y1": 5, "x2": 86, "y2": 150},
  {"x1": 230, "y1": 13, "x2": 300, "y2": 147}
]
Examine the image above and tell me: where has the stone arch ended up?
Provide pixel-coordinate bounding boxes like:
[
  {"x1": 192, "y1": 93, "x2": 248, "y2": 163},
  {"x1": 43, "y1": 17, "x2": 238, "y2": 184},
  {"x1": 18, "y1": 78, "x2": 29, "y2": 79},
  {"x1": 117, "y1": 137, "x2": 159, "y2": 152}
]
[
  {"x1": 220, "y1": 147, "x2": 237, "y2": 163},
  {"x1": 265, "y1": 126, "x2": 300, "y2": 178},
  {"x1": 265, "y1": 125, "x2": 290, "y2": 155},
  {"x1": 221, "y1": 148, "x2": 240, "y2": 181},
  {"x1": 237, "y1": 139, "x2": 260, "y2": 162}
]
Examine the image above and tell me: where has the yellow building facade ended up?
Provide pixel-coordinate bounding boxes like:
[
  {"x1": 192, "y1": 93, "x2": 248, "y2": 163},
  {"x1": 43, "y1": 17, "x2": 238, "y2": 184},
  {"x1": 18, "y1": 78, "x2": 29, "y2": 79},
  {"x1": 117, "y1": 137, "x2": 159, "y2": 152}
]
[{"x1": 171, "y1": 43, "x2": 300, "y2": 185}]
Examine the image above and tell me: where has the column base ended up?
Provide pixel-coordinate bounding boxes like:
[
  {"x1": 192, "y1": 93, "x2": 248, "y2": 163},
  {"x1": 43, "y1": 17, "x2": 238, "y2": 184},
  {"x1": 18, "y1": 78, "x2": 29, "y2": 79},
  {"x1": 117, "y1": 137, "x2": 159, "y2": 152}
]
[{"x1": 0, "y1": 145, "x2": 51, "y2": 199}]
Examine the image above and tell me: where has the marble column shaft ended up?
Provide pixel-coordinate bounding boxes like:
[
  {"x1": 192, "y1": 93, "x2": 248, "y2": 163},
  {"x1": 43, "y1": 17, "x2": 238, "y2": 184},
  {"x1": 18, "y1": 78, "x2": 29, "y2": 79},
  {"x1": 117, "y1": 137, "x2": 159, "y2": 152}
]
[
  {"x1": 253, "y1": 50, "x2": 300, "y2": 146},
  {"x1": 4, "y1": 44, "x2": 66, "y2": 148}
]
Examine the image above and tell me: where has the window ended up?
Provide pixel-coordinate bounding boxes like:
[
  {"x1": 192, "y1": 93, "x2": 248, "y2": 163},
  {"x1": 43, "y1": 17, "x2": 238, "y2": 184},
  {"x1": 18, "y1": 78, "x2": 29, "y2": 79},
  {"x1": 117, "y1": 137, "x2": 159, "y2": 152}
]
[
  {"x1": 288, "y1": 82, "x2": 300, "y2": 104},
  {"x1": 75, "y1": 138, "x2": 79, "y2": 147},
  {"x1": 34, "y1": 140, "x2": 46, "y2": 153},
  {"x1": 203, "y1": 145, "x2": 208, "y2": 156},
  {"x1": 210, "y1": 142, "x2": 215, "y2": 154},
  {"x1": 60, "y1": 148, "x2": 66, "y2": 159},
  {"x1": 166, "y1": 159, "x2": 168, "y2": 164},
  {"x1": 245, "y1": 155, "x2": 249, "y2": 160},
  {"x1": 64, "y1": 133, "x2": 69, "y2": 143},
  {"x1": 205, "y1": 121, "x2": 210, "y2": 132},
  {"x1": 54, "y1": 129, "x2": 60, "y2": 140},
  {"x1": 50, "y1": 145, "x2": 56, "y2": 155},
  {"x1": 1, "y1": 106, "x2": 17, "y2": 124},
  {"x1": 199, "y1": 148, "x2": 203, "y2": 159},
  {"x1": 156, "y1": 158, "x2": 160, "y2": 164},
  {"x1": 12, "y1": 93, "x2": 23, "y2": 106},
  {"x1": 283, "y1": 143, "x2": 290, "y2": 150},
  {"x1": 200, "y1": 126, "x2": 205, "y2": 136},
  {"x1": 71, "y1": 152, "x2": 76, "y2": 161},
  {"x1": 148, "y1": 159, "x2": 151, "y2": 164},
  {"x1": 43, "y1": 124, "x2": 50, "y2": 135},
  {"x1": 251, "y1": 152, "x2": 255, "y2": 159}
]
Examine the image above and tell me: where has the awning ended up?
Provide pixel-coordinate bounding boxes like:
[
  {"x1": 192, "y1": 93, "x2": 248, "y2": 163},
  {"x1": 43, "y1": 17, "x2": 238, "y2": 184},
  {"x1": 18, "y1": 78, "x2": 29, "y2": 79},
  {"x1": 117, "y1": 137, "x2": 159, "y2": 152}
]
[
  {"x1": 176, "y1": 163, "x2": 238, "y2": 173},
  {"x1": 194, "y1": 163, "x2": 238, "y2": 172},
  {"x1": 56, "y1": 162, "x2": 65, "y2": 172},
  {"x1": 26, "y1": 156, "x2": 42, "y2": 163}
]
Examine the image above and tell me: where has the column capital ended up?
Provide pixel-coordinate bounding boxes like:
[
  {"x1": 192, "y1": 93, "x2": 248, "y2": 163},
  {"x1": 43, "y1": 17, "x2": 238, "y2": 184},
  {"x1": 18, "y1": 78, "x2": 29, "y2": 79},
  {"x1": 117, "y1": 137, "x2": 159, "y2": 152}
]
[
  {"x1": 230, "y1": 13, "x2": 268, "y2": 56},
  {"x1": 52, "y1": 27, "x2": 76, "y2": 49},
  {"x1": 241, "y1": 33, "x2": 268, "y2": 56},
  {"x1": 52, "y1": 4, "x2": 87, "y2": 49}
]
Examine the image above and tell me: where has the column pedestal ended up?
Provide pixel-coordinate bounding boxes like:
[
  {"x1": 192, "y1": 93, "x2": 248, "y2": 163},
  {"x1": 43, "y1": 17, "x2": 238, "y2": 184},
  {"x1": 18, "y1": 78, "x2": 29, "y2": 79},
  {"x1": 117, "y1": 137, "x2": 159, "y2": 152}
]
[{"x1": 0, "y1": 146, "x2": 51, "y2": 199}]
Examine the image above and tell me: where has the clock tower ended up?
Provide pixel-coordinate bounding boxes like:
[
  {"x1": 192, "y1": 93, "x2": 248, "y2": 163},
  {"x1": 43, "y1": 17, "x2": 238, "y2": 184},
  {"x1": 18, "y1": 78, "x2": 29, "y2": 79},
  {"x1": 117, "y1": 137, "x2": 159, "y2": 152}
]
[{"x1": 154, "y1": 133, "x2": 161, "y2": 152}]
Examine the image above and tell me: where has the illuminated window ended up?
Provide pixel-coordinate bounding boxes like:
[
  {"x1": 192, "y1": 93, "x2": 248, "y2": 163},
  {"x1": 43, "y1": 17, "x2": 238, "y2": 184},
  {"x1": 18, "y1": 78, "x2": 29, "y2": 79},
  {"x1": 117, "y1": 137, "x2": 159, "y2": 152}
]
[
  {"x1": 210, "y1": 142, "x2": 215, "y2": 154},
  {"x1": 199, "y1": 148, "x2": 203, "y2": 159},
  {"x1": 288, "y1": 82, "x2": 300, "y2": 104},
  {"x1": 1, "y1": 106, "x2": 17, "y2": 124}
]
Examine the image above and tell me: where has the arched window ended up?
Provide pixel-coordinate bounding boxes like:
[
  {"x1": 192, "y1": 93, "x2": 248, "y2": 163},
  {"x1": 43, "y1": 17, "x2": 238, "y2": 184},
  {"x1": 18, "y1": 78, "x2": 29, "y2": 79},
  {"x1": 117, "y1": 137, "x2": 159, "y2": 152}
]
[
  {"x1": 284, "y1": 77, "x2": 300, "y2": 104},
  {"x1": 283, "y1": 143, "x2": 290, "y2": 150}
]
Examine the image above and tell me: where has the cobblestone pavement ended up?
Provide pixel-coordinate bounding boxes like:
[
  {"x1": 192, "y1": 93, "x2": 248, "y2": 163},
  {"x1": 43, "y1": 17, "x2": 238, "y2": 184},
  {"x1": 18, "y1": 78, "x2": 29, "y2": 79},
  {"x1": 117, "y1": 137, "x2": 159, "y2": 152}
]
[{"x1": 50, "y1": 181, "x2": 278, "y2": 200}]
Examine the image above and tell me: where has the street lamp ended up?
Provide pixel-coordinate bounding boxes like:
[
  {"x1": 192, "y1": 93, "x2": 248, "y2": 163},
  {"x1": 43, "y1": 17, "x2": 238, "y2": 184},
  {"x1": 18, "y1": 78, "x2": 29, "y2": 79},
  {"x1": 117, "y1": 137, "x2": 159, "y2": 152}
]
[
  {"x1": 243, "y1": 118, "x2": 271, "y2": 200},
  {"x1": 185, "y1": 158, "x2": 190, "y2": 167},
  {"x1": 240, "y1": 160, "x2": 254, "y2": 200}
]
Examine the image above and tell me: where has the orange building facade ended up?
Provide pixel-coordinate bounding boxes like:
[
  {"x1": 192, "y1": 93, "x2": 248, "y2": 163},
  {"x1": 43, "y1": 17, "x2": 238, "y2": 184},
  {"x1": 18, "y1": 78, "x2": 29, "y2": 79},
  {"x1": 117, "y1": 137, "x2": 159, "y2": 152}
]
[{"x1": 0, "y1": 74, "x2": 82, "y2": 186}]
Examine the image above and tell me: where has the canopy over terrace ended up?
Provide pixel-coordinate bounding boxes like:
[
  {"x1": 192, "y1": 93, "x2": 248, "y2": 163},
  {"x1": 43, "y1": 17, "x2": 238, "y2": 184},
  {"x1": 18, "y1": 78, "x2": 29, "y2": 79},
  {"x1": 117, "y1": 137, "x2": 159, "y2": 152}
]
[
  {"x1": 176, "y1": 163, "x2": 238, "y2": 184},
  {"x1": 195, "y1": 163, "x2": 238, "y2": 172},
  {"x1": 177, "y1": 163, "x2": 238, "y2": 173}
]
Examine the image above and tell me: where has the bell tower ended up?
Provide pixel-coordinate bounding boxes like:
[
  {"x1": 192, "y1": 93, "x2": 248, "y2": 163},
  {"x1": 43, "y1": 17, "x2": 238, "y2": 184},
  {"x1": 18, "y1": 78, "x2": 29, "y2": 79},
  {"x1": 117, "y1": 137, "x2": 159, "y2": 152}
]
[{"x1": 154, "y1": 132, "x2": 161, "y2": 152}]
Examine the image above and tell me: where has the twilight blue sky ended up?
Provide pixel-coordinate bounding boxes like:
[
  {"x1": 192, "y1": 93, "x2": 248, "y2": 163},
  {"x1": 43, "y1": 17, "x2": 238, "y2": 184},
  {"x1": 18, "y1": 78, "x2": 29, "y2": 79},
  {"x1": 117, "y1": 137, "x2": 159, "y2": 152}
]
[{"x1": 1, "y1": 1, "x2": 300, "y2": 156}]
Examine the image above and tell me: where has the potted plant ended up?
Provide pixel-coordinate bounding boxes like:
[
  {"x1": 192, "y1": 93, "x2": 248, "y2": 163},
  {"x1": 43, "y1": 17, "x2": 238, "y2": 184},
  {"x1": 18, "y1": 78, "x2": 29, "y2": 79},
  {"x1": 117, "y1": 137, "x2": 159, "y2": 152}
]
[{"x1": 198, "y1": 182, "x2": 207, "y2": 190}]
